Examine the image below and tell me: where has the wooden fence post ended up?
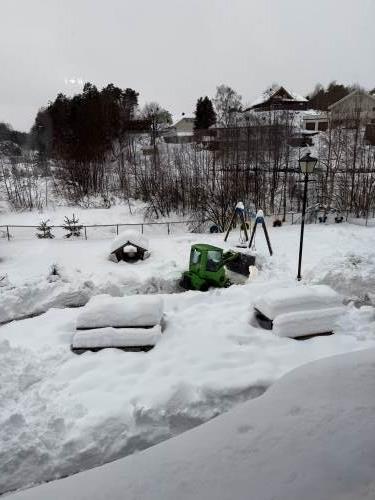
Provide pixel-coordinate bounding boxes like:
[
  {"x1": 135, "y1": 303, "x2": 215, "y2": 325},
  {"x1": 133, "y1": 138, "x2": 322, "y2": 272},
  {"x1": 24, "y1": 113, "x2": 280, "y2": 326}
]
[
  {"x1": 84, "y1": 226, "x2": 87, "y2": 240},
  {"x1": 6, "y1": 226, "x2": 10, "y2": 241}
]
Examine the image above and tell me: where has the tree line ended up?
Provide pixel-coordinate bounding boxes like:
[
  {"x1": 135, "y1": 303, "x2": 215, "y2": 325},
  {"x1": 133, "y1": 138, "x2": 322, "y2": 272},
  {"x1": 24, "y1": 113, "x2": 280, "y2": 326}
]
[{"x1": 0, "y1": 80, "x2": 374, "y2": 226}]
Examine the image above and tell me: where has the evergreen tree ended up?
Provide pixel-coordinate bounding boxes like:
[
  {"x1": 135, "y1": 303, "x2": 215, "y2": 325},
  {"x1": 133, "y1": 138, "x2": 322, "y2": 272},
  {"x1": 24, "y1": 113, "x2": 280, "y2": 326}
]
[
  {"x1": 62, "y1": 214, "x2": 82, "y2": 238},
  {"x1": 308, "y1": 81, "x2": 352, "y2": 110},
  {"x1": 36, "y1": 219, "x2": 54, "y2": 239},
  {"x1": 194, "y1": 97, "x2": 216, "y2": 130}
]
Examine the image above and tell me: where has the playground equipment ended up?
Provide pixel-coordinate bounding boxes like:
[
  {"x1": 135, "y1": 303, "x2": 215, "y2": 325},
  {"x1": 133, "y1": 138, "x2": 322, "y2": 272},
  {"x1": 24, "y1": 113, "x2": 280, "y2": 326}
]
[
  {"x1": 248, "y1": 210, "x2": 273, "y2": 256},
  {"x1": 224, "y1": 202, "x2": 249, "y2": 246}
]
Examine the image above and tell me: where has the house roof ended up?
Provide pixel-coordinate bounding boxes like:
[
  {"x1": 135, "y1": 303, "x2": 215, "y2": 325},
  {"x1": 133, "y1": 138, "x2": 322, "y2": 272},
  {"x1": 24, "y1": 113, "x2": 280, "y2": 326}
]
[
  {"x1": 173, "y1": 117, "x2": 195, "y2": 126},
  {"x1": 249, "y1": 85, "x2": 307, "y2": 109},
  {"x1": 328, "y1": 89, "x2": 375, "y2": 110}
]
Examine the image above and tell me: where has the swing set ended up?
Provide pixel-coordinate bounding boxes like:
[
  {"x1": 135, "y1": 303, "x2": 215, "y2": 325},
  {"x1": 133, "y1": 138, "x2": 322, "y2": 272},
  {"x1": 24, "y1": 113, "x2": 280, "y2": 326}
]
[{"x1": 224, "y1": 202, "x2": 273, "y2": 256}]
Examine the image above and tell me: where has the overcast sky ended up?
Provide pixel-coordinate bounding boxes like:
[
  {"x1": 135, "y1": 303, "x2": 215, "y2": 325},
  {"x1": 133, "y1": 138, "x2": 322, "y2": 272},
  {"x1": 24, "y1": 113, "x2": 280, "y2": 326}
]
[{"x1": 0, "y1": 0, "x2": 374, "y2": 131}]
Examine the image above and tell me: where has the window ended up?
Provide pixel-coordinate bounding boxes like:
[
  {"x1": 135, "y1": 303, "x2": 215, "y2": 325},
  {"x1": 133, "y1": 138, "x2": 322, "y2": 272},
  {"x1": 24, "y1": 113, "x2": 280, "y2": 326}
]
[
  {"x1": 318, "y1": 121, "x2": 328, "y2": 131},
  {"x1": 191, "y1": 248, "x2": 201, "y2": 265},
  {"x1": 305, "y1": 122, "x2": 315, "y2": 131},
  {"x1": 206, "y1": 250, "x2": 222, "y2": 272}
]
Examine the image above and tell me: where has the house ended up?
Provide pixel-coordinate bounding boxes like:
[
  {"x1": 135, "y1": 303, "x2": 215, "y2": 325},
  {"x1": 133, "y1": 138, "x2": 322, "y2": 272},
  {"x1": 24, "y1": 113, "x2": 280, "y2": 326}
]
[
  {"x1": 302, "y1": 90, "x2": 375, "y2": 133},
  {"x1": 247, "y1": 85, "x2": 308, "y2": 112},
  {"x1": 162, "y1": 117, "x2": 195, "y2": 144},
  {"x1": 328, "y1": 89, "x2": 375, "y2": 124},
  {"x1": 302, "y1": 111, "x2": 329, "y2": 132}
]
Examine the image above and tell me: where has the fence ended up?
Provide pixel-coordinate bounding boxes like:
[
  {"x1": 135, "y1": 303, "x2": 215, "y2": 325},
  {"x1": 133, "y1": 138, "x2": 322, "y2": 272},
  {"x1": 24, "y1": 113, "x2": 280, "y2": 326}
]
[
  {"x1": 1, "y1": 211, "x2": 374, "y2": 241},
  {"x1": 0, "y1": 220, "x2": 195, "y2": 241}
]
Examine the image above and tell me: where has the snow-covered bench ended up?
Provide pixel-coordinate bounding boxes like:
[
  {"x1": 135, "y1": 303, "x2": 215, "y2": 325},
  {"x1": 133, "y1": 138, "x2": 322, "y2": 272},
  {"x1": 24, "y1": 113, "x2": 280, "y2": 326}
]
[{"x1": 253, "y1": 285, "x2": 344, "y2": 339}]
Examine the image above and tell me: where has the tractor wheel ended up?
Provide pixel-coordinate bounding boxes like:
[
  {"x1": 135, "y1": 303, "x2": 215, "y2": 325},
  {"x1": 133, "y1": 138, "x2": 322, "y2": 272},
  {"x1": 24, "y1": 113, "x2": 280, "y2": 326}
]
[
  {"x1": 199, "y1": 282, "x2": 209, "y2": 292},
  {"x1": 179, "y1": 275, "x2": 192, "y2": 290}
]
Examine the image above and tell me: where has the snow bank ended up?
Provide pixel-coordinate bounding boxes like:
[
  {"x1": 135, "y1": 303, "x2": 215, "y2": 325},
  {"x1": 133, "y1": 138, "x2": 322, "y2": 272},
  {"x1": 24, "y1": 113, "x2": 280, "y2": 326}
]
[
  {"x1": 10, "y1": 348, "x2": 375, "y2": 500},
  {"x1": 273, "y1": 306, "x2": 344, "y2": 338},
  {"x1": 253, "y1": 284, "x2": 342, "y2": 320},
  {"x1": 72, "y1": 325, "x2": 162, "y2": 349},
  {"x1": 76, "y1": 294, "x2": 164, "y2": 329}
]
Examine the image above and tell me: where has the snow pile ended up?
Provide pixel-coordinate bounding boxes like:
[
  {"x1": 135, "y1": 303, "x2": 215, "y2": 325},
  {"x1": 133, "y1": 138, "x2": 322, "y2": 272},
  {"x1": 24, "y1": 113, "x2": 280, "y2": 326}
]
[
  {"x1": 253, "y1": 284, "x2": 342, "y2": 320},
  {"x1": 9, "y1": 348, "x2": 375, "y2": 500},
  {"x1": 0, "y1": 274, "x2": 94, "y2": 325},
  {"x1": 76, "y1": 294, "x2": 164, "y2": 329},
  {"x1": 273, "y1": 306, "x2": 344, "y2": 338},
  {"x1": 313, "y1": 252, "x2": 375, "y2": 303},
  {"x1": 72, "y1": 325, "x2": 162, "y2": 349}
]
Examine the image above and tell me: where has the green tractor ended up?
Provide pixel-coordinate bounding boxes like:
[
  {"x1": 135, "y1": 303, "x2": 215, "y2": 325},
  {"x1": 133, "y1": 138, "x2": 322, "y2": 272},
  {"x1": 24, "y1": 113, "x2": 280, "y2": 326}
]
[{"x1": 180, "y1": 243, "x2": 256, "y2": 291}]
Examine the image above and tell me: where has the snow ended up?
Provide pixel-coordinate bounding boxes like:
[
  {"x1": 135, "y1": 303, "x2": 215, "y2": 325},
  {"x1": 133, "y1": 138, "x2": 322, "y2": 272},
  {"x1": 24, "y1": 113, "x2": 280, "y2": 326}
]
[
  {"x1": 273, "y1": 306, "x2": 344, "y2": 338},
  {"x1": 253, "y1": 284, "x2": 342, "y2": 320},
  {"x1": 1, "y1": 210, "x2": 375, "y2": 495},
  {"x1": 109, "y1": 230, "x2": 149, "y2": 253},
  {"x1": 9, "y1": 348, "x2": 375, "y2": 500},
  {"x1": 250, "y1": 85, "x2": 308, "y2": 108},
  {"x1": 72, "y1": 325, "x2": 162, "y2": 349},
  {"x1": 76, "y1": 294, "x2": 164, "y2": 329}
]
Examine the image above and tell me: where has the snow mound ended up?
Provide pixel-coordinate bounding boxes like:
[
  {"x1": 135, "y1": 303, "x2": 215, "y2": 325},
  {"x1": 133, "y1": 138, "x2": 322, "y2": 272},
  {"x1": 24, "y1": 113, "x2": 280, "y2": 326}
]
[
  {"x1": 253, "y1": 284, "x2": 342, "y2": 320},
  {"x1": 76, "y1": 294, "x2": 164, "y2": 329},
  {"x1": 273, "y1": 306, "x2": 344, "y2": 338},
  {"x1": 72, "y1": 325, "x2": 162, "y2": 349}
]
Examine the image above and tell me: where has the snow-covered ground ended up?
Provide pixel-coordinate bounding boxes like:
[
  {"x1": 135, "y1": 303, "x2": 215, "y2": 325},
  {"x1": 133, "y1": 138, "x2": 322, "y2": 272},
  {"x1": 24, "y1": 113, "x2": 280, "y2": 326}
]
[
  {"x1": 1, "y1": 207, "x2": 375, "y2": 495},
  {"x1": 9, "y1": 348, "x2": 375, "y2": 500}
]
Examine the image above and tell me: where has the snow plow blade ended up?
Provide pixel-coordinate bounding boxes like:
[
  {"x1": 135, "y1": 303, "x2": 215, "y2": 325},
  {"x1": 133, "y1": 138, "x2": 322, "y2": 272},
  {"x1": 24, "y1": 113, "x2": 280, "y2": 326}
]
[
  {"x1": 71, "y1": 295, "x2": 164, "y2": 353},
  {"x1": 226, "y1": 253, "x2": 256, "y2": 277}
]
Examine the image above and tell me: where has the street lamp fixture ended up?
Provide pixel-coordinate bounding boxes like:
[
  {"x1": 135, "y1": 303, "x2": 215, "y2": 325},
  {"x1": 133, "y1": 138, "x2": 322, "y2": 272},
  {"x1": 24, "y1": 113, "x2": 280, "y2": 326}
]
[
  {"x1": 297, "y1": 152, "x2": 318, "y2": 281},
  {"x1": 299, "y1": 152, "x2": 318, "y2": 174}
]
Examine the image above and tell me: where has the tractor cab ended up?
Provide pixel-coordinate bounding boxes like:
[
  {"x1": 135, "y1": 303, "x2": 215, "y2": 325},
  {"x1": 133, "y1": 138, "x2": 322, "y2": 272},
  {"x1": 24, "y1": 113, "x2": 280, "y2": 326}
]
[
  {"x1": 188, "y1": 244, "x2": 227, "y2": 290},
  {"x1": 180, "y1": 244, "x2": 229, "y2": 291},
  {"x1": 180, "y1": 243, "x2": 255, "y2": 291}
]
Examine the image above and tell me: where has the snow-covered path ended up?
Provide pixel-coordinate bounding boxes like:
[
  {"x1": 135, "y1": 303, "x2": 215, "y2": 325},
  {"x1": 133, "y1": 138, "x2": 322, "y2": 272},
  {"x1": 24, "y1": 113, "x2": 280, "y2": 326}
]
[
  {"x1": 9, "y1": 348, "x2": 375, "y2": 500},
  {"x1": 1, "y1": 221, "x2": 375, "y2": 494}
]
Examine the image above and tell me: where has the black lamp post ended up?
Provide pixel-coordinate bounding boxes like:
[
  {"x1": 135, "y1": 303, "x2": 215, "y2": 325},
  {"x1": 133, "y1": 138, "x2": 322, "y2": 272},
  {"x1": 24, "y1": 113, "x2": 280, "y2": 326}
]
[{"x1": 297, "y1": 152, "x2": 318, "y2": 281}]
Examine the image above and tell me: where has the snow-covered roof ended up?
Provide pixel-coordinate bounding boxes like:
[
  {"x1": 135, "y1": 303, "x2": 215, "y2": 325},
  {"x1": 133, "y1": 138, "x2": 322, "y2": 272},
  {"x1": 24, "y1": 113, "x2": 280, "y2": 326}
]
[
  {"x1": 328, "y1": 89, "x2": 375, "y2": 110},
  {"x1": 110, "y1": 231, "x2": 149, "y2": 253},
  {"x1": 250, "y1": 85, "x2": 308, "y2": 108}
]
